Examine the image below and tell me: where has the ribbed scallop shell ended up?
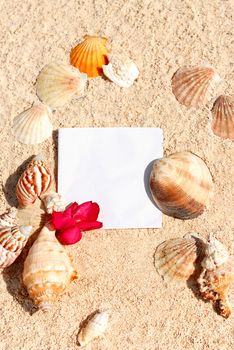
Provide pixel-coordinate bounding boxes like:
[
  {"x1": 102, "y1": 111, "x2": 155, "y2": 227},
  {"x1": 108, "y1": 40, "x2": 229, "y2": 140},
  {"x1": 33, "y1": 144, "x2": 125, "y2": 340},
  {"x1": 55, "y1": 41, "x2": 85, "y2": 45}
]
[
  {"x1": 16, "y1": 155, "x2": 53, "y2": 208},
  {"x1": 154, "y1": 235, "x2": 205, "y2": 281},
  {"x1": 36, "y1": 63, "x2": 87, "y2": 108},
  {"x1": 12, "y1": 103, "x2": 53, "y2": 145},
  {"x1": 0, "y1": 225, "x2": 32, "y2": 268},
  {"x1": 171, "y1": 66, "x2": 221, "y2": 108},
  {"x1": 78, "y1": 310, "x2": 109, "y2": 347},
  {"x1": 23, "y1": 225, "x2": 77, "y2": 312},
  {"x1": 70, "y1": 35, "x2": 109, "y2": 78},
  {"x1": 0, "y1": 208, "x2": 18, "y2": 228},
  {"x1": 150, "y1": 151, "x2": 213, "y2": 220},
  {"x1": 41, "y1": 192, "x2": 66, "y2": 214},
  {"x1": 211, "y1": 95, "x2": 234, "y2": 140},
  {"x1": 102, "y1": 55, "x2": 139, "y2": 88},
  {"x1": 17, "y1": 199, "x2": 48, "y2": 233}
]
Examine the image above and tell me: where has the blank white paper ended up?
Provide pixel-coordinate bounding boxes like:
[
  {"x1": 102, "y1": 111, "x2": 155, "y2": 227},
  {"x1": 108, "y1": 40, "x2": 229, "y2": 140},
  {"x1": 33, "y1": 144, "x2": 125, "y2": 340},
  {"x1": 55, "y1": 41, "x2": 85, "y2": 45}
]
[{"x1": 58, "y1": 128, "x2": 163, "y2": 229}]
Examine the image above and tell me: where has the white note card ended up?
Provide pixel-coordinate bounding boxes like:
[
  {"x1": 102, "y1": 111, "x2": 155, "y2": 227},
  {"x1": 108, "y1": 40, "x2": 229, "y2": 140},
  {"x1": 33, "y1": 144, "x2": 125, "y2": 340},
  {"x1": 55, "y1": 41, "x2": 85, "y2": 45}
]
[{"x1": 58, "y1": 128, "x2": 163, "y2": 229}]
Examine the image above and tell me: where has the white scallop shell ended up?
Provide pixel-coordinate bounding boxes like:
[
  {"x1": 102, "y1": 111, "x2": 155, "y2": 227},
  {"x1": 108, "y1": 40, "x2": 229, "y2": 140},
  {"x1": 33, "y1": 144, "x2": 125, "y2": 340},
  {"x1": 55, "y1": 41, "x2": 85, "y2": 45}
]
[
  {"x1": 103, "y1": 56, "x2": 139, "y2": 88},
  {"x1": 36, "y1": 63, "x2": 87, "y2": 108},
  {"x1": 12, "y1": 103, "x2": 53, "y2": 145}
]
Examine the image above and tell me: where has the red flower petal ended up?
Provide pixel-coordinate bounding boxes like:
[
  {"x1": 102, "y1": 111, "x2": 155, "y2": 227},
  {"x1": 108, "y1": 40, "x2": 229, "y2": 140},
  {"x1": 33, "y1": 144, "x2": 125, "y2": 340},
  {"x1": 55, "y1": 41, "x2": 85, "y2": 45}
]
[
  {"x1": 73, "y1": 202, "x2": 100, "y2": 221},
  {"x1": 51, "y1": 211, "x2": 76, "y2": 230},
  {"x1": 66, "y1": 202, "x2": 79, "y2": 217},
  {"x1": 76, "y1": 220, "x2": 103, "y2": 231},
  {"x1": 56, "y1": 226, "x2": 82, "y2": 245}
]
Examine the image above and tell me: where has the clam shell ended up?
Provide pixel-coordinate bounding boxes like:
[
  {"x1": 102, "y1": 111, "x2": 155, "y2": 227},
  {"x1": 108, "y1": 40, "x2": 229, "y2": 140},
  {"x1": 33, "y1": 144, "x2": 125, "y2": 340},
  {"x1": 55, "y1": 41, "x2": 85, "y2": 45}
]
[
  {"x1": 154, "y1": 234, "x2": 205, "y2": 281},
  {"x1": 41, "y1": 192, "x2": 66, "y2": 214},
  {"x1": 16, "y1": 154, "x2": 53, "y2": 208},
  {"x1": 36, "y1": 63, "x2": 87, "y2": 109},
  {"x1": 0, "y1": 225, "x2": 32, "y2": 268},
  {"x1": 171, "y1": 66, "x2": 221, "y2": 108},
  {"x1": 12, "y1": 103, "x2": 53, "y2": 145},
  {"x1": 102, "y1": 55, "x2": 139, "y2": 88},
  {"x1": 23, "y1": 224, "x2": 77, "y2": 311},
  {"x1": 211, "y1": 95, "x2": 234, "y2": 140},
  {"x1": 78, "y1": 310, "x2": 109, "y2": 347},
  {"x1": 149, "y1": 151, "x2": 213, "y2": 220},
  {"x1": 70, "y1": 35, "x2": 109, "y2": 78},
  {"x1": 0, "y1": 207, "x2": 18, "y2": 228}
]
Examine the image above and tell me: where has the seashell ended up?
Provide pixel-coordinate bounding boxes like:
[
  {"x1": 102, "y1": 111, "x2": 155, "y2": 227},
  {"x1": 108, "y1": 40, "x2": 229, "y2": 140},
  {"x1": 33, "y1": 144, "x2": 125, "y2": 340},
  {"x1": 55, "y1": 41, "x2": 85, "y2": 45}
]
[
  {"x1": 171, "y1": 66, "x2": 221, "y2": 108},
  {"x1": 154, "y1": 234, "x2": 205, "y2": 281},
  {"x1": 41, "y1": 192, "x2": 66, "y2": 214},
  {"x1": 0, "y1": 225, "x2": 32, "y2": 269},
  {"x1": 201, "y1": 233, "x2": 229, "y2": 270},
  {"x1": 149, "y1": 151, "x2": 213, "y2": 220},
  {"x1": 211, "y1": 95, "x2": 234, "y2": 140},
  {"x1": 102, "y1": 55, "x2": 139, "y2": 88},
  {"x1": 70, "y1": 35, "x2": 109, "y2": 78},
  {"x1": 78, "y1": 310, "x2": 109, "y2": 347},
  {"x1": 36, "y1": 63, "x2": 87, "y2": 109},
  {"x1": 12, "y1": 103, "x2": 53, "y2": 145},
  {"x1": 23, "y1": 224, "x2": 77, "y2": 312},
  {"x1": 17, "y1": 199, "x2": 48, "y2": 233},
  {"x1": 16, "y1": 154, "x2": 53, "y2": 208},
  {"x1": 0, "y1": 208, "x2": 18, "y2": 228}
]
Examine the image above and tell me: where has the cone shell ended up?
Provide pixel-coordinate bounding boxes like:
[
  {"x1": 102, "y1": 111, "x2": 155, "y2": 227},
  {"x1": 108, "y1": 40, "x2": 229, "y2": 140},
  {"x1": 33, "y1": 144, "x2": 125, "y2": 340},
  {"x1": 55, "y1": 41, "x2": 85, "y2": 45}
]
[
  {"x1": 70, "y1": 35, "x2": 109, "y2": 78},
  {"x1": 23, "y1": 225, "x2": 77, "y2": 311},
  {"x1": 0, "y1": 208, "x2": 18, "y2": 228},
  {"x1": 211, "y1": 95, "x2": 234, "y2": 140},
  {"x1": 102, "y1": 55, "x2": 139, "y2": 88},
  {"x1": 149, "y1": 151, "x2": 214, "y2": 220},
  {"x1": 0, "y1": 225, "x2": 32, "y2": 268},
  {"x1": 16, "y1": 155, "x2": 53, "y2": 208},
  {"x1": 12, "y1": 103, "x2": 53, "y2": 145},
  {"x1": 154, "y1": 235, "x2": 205, "y2": 281},
  {"x1": 171, "y1": 66, "x2": 221, "y2": 108},
  {"x1": 41, "y1": 192, "x2": 66, "y2": 214},
  {"x1": 36, "y1": 63, "x2": 87, "y2": 109},
  {"x1": 78, "y1": 310, "x2": 109, "y2": 347}
]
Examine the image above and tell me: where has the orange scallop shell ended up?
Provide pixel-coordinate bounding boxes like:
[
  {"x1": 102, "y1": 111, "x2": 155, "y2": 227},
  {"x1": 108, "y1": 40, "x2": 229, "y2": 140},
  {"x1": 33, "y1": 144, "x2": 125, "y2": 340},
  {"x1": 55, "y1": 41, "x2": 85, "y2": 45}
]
[
  {"x1": 70, "y1": 35, "x2": 109, "y2": 78},
  {"x1": 211, "y1": 95, "x2": 234, "y2": 140}
]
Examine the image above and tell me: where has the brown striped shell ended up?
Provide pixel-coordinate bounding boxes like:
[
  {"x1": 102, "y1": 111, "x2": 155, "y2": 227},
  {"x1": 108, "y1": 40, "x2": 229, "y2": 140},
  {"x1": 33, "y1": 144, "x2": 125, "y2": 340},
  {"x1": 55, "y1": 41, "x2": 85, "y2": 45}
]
[
  {"x1": 154, "y1": 234, "x2": 205, "y2": 281},
  {"x1": 0, "y1": 208, "x2": 18, "y2": 228},
  {"x1": 16, "y1": 155, "x2": 53, "y2": 208},
  {"x1": 211, "y1": 95, "x2": 234, "y2": 140},
  {"x1": 171, "y1": 66, "x2": 221, "y2": 108},
  {"x1": 0, "y1": 225, "x2": 32, "y2": 268},
  {"x1": 149, "y1": 151, "x2": 214, "y2": 220}
]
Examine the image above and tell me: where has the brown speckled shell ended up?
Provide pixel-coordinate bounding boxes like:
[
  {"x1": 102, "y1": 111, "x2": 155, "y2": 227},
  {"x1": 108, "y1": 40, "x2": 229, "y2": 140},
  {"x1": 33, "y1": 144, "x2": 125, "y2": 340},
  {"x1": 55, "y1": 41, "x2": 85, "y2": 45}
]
[{"x1": 211, "y1": 95, "x2": 234, "y2": 140}]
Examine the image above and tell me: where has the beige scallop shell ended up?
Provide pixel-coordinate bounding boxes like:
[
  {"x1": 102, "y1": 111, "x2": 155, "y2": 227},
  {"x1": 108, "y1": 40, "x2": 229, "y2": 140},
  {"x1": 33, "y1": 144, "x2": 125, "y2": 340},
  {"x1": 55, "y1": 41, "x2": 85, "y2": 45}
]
[
  {"x1": 0, "y1": 225, "x2": 32, "y2": 269},
  {"x1": 12, "y1": 103, "x2": 53, "y2": 145},
  {"x1": 78, "y1": 310, "x2": 109, "y2": 347},
  {"x1": 36, "y1": 63, "x2": 87, "y2": 109},
  {"x1": 17, "y1": 199, "x2": 48, "y2": 233},
  {"x1": 171, "y1": 66, "x2": 221, "y2": 108},
  {"x1": 154, "y1": 234, "x2": 205, "y2": 281},
  {"x1": 16, "y1": 154, "x2": 53, "y2": 208},
  {"x1": 0, "y1": 208, "x2": 18, "y2": 228},
  {"x1": 149, "y1": 151, "x2": 214, "y2": 220},
  {"x1": 41, "y1": 192, "x2": 66, "y2": 214},
  {"x1": 102, "y1": 55, "x2": 139, "y2": 88},
  {"x1": 23, "y1": 224, "x2": 77, "y2": 312},
  {"x1": 211, "y1": 95, "x2": 234, "y2": 140}
]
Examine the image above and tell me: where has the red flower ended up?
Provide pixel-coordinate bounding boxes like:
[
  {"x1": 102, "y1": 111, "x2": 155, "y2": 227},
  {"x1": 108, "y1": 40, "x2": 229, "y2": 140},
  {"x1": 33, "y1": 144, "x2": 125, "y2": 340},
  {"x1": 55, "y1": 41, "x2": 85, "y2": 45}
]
[{"x1": 51, "y1": 202, "x2": 103, "y2": 245}]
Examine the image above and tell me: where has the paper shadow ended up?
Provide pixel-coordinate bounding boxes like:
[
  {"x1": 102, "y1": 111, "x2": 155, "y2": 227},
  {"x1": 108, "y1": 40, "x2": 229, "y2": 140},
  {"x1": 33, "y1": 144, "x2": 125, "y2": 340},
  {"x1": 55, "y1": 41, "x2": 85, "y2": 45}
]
[{"x1": 144, "y1": 158, "x2": 161, "y2": 209}]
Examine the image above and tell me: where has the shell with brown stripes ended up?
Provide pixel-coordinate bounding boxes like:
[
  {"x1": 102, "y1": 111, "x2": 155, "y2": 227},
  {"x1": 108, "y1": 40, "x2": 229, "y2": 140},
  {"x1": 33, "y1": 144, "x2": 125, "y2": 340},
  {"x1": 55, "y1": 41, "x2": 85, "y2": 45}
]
[
  {"x1": 211, "y1": 95, "x2": 234, "y2": 140},
  {"x1": 16, "y1": 154, "x2": 53, "y2": 208},
  {"x1": 149, "y1": 151, "x2": 213, "y2": 220}
]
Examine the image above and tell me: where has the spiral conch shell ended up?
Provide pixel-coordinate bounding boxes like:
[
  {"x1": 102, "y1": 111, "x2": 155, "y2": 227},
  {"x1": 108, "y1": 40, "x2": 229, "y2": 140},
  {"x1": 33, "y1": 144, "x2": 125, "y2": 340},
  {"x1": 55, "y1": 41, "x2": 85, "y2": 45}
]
[
  {"x1": 70, "y1": 35, "x2": 109, "y2": 77},
  {"x1": 36, "y1": 63, "x2": 87, "y2": 109},
  {"x1": 102, "y1": 55, "x2": 139, "y2": 88},
  {"x1": 78, "y1": 310, "x2": 109, "y2": 347},
  {"x1": 16, "y1": 154, "x2": 53, "y2": 208},
  {"x1": 149, "y1": 151, "x2": 214, "y2": 220},
  {"x1": 0, "y1": 225, "x2": 32, "y2": 269},
  {"x1": 23, "y1": 224, "x2": 77, "y2": 312},
  {"x1": 171, "y1": 66, "x2": 221, "y2": 108},
  {"x1": 211, "y1": 95, "x2": 234, "y2": 140}
]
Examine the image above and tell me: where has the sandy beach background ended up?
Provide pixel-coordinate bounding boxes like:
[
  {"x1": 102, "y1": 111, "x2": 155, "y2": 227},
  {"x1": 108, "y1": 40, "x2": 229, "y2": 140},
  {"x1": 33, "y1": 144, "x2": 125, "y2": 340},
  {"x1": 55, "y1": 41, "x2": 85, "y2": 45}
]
[{"x1": 0, "y1": 0, "x2": 234, "y2": 349}]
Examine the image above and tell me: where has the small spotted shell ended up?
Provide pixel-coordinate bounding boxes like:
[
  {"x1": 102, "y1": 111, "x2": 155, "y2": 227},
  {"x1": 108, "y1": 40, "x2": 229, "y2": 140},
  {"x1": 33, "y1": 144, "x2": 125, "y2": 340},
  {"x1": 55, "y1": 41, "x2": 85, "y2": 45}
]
[{"x1": 211, "y1": 95, "x2": 234, "y2": 140}]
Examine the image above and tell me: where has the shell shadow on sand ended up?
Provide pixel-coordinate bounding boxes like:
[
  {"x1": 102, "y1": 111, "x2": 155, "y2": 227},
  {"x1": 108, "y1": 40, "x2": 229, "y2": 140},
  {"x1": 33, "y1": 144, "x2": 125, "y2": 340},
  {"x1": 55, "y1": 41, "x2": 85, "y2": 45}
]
[{"x1": 143, "y1": 158, "x2": 161, "y2": 210}]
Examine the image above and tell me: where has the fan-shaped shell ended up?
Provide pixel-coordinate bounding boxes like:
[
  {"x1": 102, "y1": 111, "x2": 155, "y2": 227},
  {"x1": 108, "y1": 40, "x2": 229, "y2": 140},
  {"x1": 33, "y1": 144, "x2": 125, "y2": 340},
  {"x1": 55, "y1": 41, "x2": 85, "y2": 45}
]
[
  {"x1": 41, "y1": 192, "x2": 66, "y2": 214},
  {"x1": 149, "y1": 151, "x2": 214, "y2": 220},
  {"x1": 12, "y1": 103, "x2": 53, "y2": 145},
  {"x1": 70, "y1": 35, "x2": 109, "y2": 78},
  {"x1": 211, "y1": 95, "x2": 234, "y2": 140},
  {"x1": 36, "y1": 63, "x2": 87, "y2": 109},
  {"x1": 102, "y1": 55, "x2": 139, "y2": 88},
  {"x1": 17, "y1": 199, "x2": 48, "y2": 233},
  {"x1": 0, "y1": 208, "x2": 18, "y2": 228},
  {"x1": 23, "y1": 224, "x2": 77, "y2": 312},
  {"x1": 171, "y1": 66, "x2": 221, "y2": 108},
  {"x1": 154, "y1": 235, "x2": 205, "y2": 281},
  {"x1": 16, "y1": 155, "x2": 53, "y2": 208},
  {"x1": 0, "y1": 225, "x2": 32, "y2": 268},
  {"x1": 78, "y1": 310, "x2": 109, "y2": 347}
]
